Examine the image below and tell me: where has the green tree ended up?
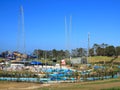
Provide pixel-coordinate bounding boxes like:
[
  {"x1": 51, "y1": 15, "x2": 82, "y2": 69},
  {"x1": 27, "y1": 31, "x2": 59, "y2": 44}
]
[
  {"x1": 89, "y1": 48, "x2": 94, "y2": 56},
  {"x1": 115, "y1": 46, "x2": 120, "y2": 56},
  {"x1": 96, "y1": 47, "x2": 104, "y2": 56},
  {"x1": 105, "y1": 46, "x2": 115, "y2": 56},
  {"x1": 93, "y1": 43, "x2": 99, "y2": 56},
  {"x1": 78, "y1": 48, "x2": 86, "y2": 57},
  {"x1": 33, "y1": 49, "x2": 44, "y2": 59},
  {"x1": 71, "y1": 48, "x2": 78, "y2": 57},
  {"x1": 52, "y1": 49, "x2": 58, "y2": 58}
]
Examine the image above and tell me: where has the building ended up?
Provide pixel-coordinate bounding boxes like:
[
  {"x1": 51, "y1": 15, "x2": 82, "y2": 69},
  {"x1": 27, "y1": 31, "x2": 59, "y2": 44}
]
[{"x1": 70, "y1": 57, "x2": 87, "y2": 64}]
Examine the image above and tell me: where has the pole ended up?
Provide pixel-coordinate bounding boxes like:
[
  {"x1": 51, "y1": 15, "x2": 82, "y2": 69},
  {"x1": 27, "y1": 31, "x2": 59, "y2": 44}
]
[
  {"x1": 65, "y1": 16, "x2": 67, "y2": 49},
  {"x1": 45, "y1": 50, "x2": 47, "y2": 70},
  {"x1": 87, "y1": 32, "x2": 90, "y2": 64},
  {"x1": 37, "y1": 49, "x2": 39, "y2": 73},
  {"x1": 69, "y1": 15, "x2": 72, "y2": 61},
  {"x1": 20, "y1": 5, "x2": 26, "y2": 54},
  {"x1": 65, "y1": 16, "x2": 72, "y2": 63},
  {"x1": 17, "y1": 9, "x2": 20, "y2": 52}
]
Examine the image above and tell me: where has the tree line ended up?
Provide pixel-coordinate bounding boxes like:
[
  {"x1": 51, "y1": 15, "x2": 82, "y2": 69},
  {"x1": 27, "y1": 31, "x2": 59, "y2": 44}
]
[
  {"x1": 33, "y1": 43, "x2": 120, "y2": 60},
  {"x1": 90, "y1": 43, "x2": 120, "y2": 57},
  {"x1": 1, "y1": 43, "x2": 120, "y2": 60},
  {"x1": 72, "y1": 43, "x2": 120, "y2": 57}
]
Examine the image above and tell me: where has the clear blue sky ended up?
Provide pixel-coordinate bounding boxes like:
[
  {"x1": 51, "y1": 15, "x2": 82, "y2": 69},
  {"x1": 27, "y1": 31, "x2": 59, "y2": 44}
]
[{"x1": 0, "y1": 0, "x2": 120, "y2": 52}]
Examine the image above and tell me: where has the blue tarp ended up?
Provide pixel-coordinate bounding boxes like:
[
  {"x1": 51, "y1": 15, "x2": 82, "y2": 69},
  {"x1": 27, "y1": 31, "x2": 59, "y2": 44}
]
[
  {"x1": 30, "y1": 61, "x2": 42, "y2": 65},
  {"x1": 45, "y1": 69, "x2": 53, "y2": 73},
  {"x1": 118, "y1": 66, "x2": 120, "y2": 68},
  {"x1": 94, "y1": 66, "x2": 104, "y2": 69}
]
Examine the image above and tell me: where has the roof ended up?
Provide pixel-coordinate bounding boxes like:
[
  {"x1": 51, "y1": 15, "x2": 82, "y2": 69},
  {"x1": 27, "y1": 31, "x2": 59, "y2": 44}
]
[{"x1": 30, "y1": 61, "x2": 42, "y2": 65}]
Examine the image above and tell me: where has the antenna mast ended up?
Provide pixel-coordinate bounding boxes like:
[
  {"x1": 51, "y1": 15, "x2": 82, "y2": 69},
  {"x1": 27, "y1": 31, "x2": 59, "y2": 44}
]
[
  {"x1": 21, "y1": 6, "x2": 26, "y2": 54},
  {"x1": 65, "y1": 16, "x2": 72, "y2": 60},
  {"x1": 69, "y1": 15, "x2": 72, "y2": 60},
  {"x1": 87, "y1": 32, "x2": 90, "y2": 63},
  {"x1": 65, "y1": 16, "x2": 67, "y2": 51},
  {"x1": 17, "y1": 5, "x2": 26, "y2": 53}
]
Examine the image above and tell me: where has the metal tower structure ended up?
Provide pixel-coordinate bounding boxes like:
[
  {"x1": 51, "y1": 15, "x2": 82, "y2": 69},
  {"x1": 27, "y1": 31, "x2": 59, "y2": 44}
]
[
  {"x1": 87, "y1": 32, "x2": 90, "y2": 63},
  {"x1": 17, "y1": 5, "x2": 26, "y2": 54},
  {"x1": 65, "y1": 16, "x2": 72, "y2": 60}
]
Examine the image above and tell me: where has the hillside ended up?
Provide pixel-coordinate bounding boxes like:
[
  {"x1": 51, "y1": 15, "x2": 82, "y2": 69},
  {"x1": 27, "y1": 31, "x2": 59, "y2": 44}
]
[{"x1": 88, "y1": 56, "x2": 120, "y2": 64}]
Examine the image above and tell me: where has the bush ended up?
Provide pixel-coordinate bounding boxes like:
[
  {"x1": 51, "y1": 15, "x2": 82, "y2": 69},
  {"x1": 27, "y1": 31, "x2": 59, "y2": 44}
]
[{"x1": 101, "y1": 87, "x2": 120, "y2": 90}]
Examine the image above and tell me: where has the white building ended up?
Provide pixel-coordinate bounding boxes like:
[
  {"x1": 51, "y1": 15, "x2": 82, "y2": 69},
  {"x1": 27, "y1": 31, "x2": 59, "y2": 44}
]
[{"x1": 70, "y1": 57, "x2": 87, "y2": 64}]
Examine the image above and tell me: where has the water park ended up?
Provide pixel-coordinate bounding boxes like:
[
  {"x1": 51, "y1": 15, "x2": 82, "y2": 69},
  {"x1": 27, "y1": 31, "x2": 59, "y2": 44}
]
[
  {"x1": 0, "y1": 1, "x2": 120, "y2": 87},
  {"x1": 0, "y1": 50, "x2": 120, "y2": 84}
]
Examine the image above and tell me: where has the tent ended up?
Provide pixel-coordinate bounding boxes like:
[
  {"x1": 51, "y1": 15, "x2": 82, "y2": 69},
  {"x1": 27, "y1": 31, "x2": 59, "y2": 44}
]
[{"x1": 30, "y1": 61, "x2": 42, "y2": 65}]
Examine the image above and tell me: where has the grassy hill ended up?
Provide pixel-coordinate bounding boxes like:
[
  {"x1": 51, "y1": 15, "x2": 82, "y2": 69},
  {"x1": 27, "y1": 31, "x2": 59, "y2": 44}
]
[
  {"x1": 88, "y1": 56, "x2": 120, "y2": 64},
  {"x1": 88, "y1": 56, "x2": 112, "y2": 63}
]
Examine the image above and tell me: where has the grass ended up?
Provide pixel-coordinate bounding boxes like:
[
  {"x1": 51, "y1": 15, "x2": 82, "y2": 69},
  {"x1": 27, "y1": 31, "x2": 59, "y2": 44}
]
[
  {"x1": 37, "y1": 78, "x2": 120, "y2": 90},
  {"x1": 0, "y1": 56, "x2": 120, "y2": 90},
  {"x1": 83, "y1": 78, "x2": 120, "y2": 85},
  {"x1": 101, "y1": 87, "x2": 120, "y2": 90},
  {"x1": 113, "y1": 57, "x2": 120, "y2": 64},
  {"x1": 87, "y1": 56, "x2": 120, "y2": 65},
  {"x1": 36, "y1": 83, "x2": 88, "y2": 90},
  {"x1": 0, "y1": 76, "x2": 120, "y2": 90},
  {"x1": 88, "y1": 56, "x2": 112, "y2": 63}
]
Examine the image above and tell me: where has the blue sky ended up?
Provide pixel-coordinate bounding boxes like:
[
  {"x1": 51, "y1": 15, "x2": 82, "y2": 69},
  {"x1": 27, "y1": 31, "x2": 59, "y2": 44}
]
[{"x1": 0, "y1": 0, "x2": 120, "y2": 52}]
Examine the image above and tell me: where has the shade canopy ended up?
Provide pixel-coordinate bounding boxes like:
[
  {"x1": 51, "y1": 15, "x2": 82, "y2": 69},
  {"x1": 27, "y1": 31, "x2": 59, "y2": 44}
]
[{"x1": 30, "y1": 61, "x2": 42, "y2": 65}]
